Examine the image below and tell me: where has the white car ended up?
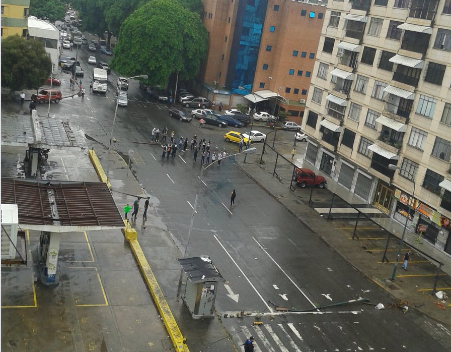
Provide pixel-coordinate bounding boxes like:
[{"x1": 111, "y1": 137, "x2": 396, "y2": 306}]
[
  {"x1": 253, "y1": 111, "x2": 276, "y2": 122},
  {"x1": 62, "y1": 40, "x2": 71, "y2": 49},
  {"x1": 88, "y1": 56, "x2": 96, "y2": 65},
  {"x1": 295, "y1": 132, "x2": 308, "y2": 142},
  {"x1": 179, "y1": 93, "x2": 194, "y2": 103},
  {"x1": 117, "y1": 77, "x2": 129, "y2": 90},
  {"x1": 117, "y1": 92, "x2": 128, "y2": 107},
  {"x1": 224, "y1": 109, "x2": 241, "y2": 115},
  {"x1": 242, "y1": 130, "x2": 266, "y2": 143},
  {"x1": 191, "y1": 108, "x2": 215, "y2": 119},
  {"x1": 282, "y1": 121, "x2": 302, "y2": 131}
]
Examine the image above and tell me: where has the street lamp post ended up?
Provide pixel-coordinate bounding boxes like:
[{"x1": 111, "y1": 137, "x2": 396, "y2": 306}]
[
  {"x1": 388, "y1": 164, "x2": 415, "y2": 281},
  {"x1": 176, "y1": 147, "x2": 257, "y2": 299},
  {"x1": 47, "y1": 74, "x2": 53, "y2": 118},
  {"x1": 272, "y1": 87, "x2": 281, "y2": 148},
  {"x1": 238, "y1": 86, "x2": 256, "y2": 163}
]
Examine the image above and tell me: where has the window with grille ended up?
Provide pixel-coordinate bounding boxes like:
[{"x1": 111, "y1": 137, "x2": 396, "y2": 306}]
[
  {"x1": 433, "y1": 29, "x2": 451, "y2": 51},
  {"x1": 441, "y1": 103, "x2": 451, "y2": 125},
  {"x1": 365, "y1": 109, "x2": 379, "y2": 129},
  {"x1": 293, "y1": 50, "x2": 298, "y2": 56},
  {"x1": 374, "y1": 0, "x2": 388, "y2": 5},
  {"x1": 394, "y1": 0, "x2": 409, "y2": 8},
  {"x1": 423, "y1": 169, "x2": 444, "y2": 194},
  {"x1": 445, "y1": 0, "x2": 451, "y2": 14},
  {"x1": 306, "y1": 111, "x2": 318, "y2": 128},
  {"x1": 386, "y1": 21, "x2": 402, "y2": 40},
  {"x1": 312, "y1": 87, "x2": 323, "y2": 104},
  {"x1": 358, "y1": 137, "x2": 372, "y2": 157},
  {"x1": 400, "y1": 158, "x2": 418, "y2": 181},
  {"x1": 297, "y1": 70, "x2": 303, "y2": 76},
  {"x1": 329, "y1": 11, "x2": 341, "y2": 28},
  {"x1": 372, "y1": 80, "x2": 388, "y2": 100},
  {"x1": 285, "y1": 87, "x2": 291, "y2": 93},
  {"x1": 317, "y1": 63, "x2": 328, "y2": 80},
  {"x1": 424, "y1": 62, "x2": 446, "y2": 85},
  {"x1": 354, "y1": 75, "x2": 369, "y2": 94},
  {"x1": 327, "y1": 101, "x2": 346, "y2": 120},
  {"x1": 361, "y1": 47, "x2": 376, "y2": 65},
  {"x1": 341, "y1": 129, "x2": 356, "y2": 148},
  {"x1": 367, "y1": 18, "x2": 383, "y2": 36},
  {"x1": 431, "y1": 137, "x2": 451, "y2": 161},
  {"x1": 348, "y1": 102, "x2": 362, "y2": 121},
  {"x1": 378, "y1": 51, "x2": 395, "y2": 71},
  {"x1": 416, "y1": 95, "x2": 436, "y2": 118},
  {"x1": 323, "y1": 37, "x2": 335, "y2": 53},
  {"x1": 408, "y1": 127, "x2": 427, "y2": 150}
]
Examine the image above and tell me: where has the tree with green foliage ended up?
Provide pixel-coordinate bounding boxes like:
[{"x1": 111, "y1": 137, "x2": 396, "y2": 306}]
[
  {"x1": 176, "y1": 0, "x2": 203, "y2": 15},
  {"x1": 30, "y1": 0, "x2": 65, "y2": 23},
  {"x1": 1, "y1": 35, "x2": 52, "y2": 94},
  {"x1": 111, "y1": 0, "x2": 208, "y2": 87}
]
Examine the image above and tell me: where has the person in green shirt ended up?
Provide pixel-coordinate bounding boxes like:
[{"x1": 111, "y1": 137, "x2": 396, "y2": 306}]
[{"x1": 124, "y1": 204, "x2": 132, "y2": 220}]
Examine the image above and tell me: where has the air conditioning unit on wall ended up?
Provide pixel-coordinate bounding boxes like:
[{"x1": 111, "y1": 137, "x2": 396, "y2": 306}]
[{"x1": 299, "y1": 99, "x2": 306, "y2": 104}]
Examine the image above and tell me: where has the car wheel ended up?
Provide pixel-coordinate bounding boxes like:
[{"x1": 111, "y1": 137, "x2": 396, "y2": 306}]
[
  {"x1": 169, "y1": 113, "x2": 173, "y2": 117},
  {"x1": 180, "y1": 118, "x2": 183, "y2": 122},
  {"x1": 192, "y1": 114, "x2": 196, "y2": 118},
  {"x1": 302, "y1": 138, "x2": 307, "y2": 142},
  {"x1": 202, "y1": 104, "x2": 206, "y2": 108},
  {"x1": 319, "y1": 183, "x2": 326, "y2": 189},
  {"x1": 235, "y1": 124, "x2": 239, "y2": 128},
  {"x1": 55, "y1": 98, "x2": 60, "y2": 104},
  {"x1": 261, "y1": 138, "x2": 266, "y2": 143},
  {"x1": 300, "y1": 181, "x2": 307, "y2": 188},
  {"x1": 218, "y1": 123, "x2": 222, "y2": 127},
  {"x1": 225, "y1": 138, "x2": 230, "y2": 142},
  {"x1": 39, "y1": 99, "x2": 45, "y2": 104},
  {"x1": 185, "y1": 103, "x2": 190, "y2": 108}
]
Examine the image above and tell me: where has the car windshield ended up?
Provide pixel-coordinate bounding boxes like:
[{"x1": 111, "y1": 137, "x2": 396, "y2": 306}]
[
  {"x1": 179, "y1": 110, "x2": 187, "y2": 116},
  {"x1": 39, "y1": 90, "x2": 48, "y2": 95}
]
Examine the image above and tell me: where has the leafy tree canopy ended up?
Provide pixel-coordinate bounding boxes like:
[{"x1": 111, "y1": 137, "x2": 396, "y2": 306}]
[
  {"x1": 30, "y1": 0, "x2": 65, "y2": 23},
  {"x1": 1, "y1": 35, "x2": 52, "y2": 92},
  {"x1": 176, "y1": 0, "x2": 203, "y2": 15},
  {"x1": 111, "y1": 0, "x2": 208, "y2": 87}
]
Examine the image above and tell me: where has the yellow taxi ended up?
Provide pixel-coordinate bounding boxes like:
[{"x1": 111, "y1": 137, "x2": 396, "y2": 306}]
[{"x1": 224, "y1": 131, "x2": 250, "y2": 144}]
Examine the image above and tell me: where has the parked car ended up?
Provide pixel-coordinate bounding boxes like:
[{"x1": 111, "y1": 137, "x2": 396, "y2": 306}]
[
  {"x1": 295, "y1": 132, "x2": 308, "y2": 142},
  {"x1": 117, "y1": 92, "x2": 128, "y2": 107},
  {"x1": 100, "y1": 47, "x2": 113, "y2": 55},
  {"x1": 117, "y1": 77, "x2": 129, "y2": 90},
  {"x1": 59, "y1": 56, "x2": 76, "y2": 65},
  {"x1": 61, "y1": 60, "x2": 79, "y2": 71},
  {"x1": 81, "y1": 38, "x2": 88, "y2": 45},
  {"x1": 62, "y1": 40, "x2": 71, "y2": 49},
  {"x1": 73, "y1": 37, "x2": 82, "y2": 46},
  {"x1": 253, "y1": 111, "x2": 276, "y2": 122},
  {"x1": 179, "y1": 93, "x2": 194, "y2": 103},
  {"x1": 242, "y1": 130, "x2": 266, "y2": 142},
  {"x1": 200, "y1": 115, "x2": 228, "y2": 127},
  {"x1": 184, "y1": 97, "x2": 210, "y2": 108},
  {"x1": 282, "y1": 121, "x2": 302, "y2": 131},
  {"x1": 293, "y1": 168, "x2": 327, "y2": 189},
  {"x1": 45, "y1": 77, "x2": 61, "y2": 86},
  {"x1": 191, "y1": 109, "x2": 215, "y2": 119},
  {"x1": 88, "y1": 43, "x2": 96, "y2": 51},
  {"x1": 31, "y1": 89, "x2": 62, "y2": 104},
  {"x1": 216, "y1": 114, "x2": 244, "y2": 128},
  {"x1": 229, "y1": 113, "x2": 250, "y2": 126},
  {"x1": 224, "y1": 131, "x2": 250, "y2": 144},
  {"x1": 75, "y1": 66, "x2": 84, "y2": 77},
  {"x1": 97, "y1": 61, "x2": 110, "y2": 73},
  {"x1": 169, "y1": 108, "x2": 192, "y2": 122},
  {"x1": 224, "y1": 109, "x2": 241, "y2": 115},
  {"x1": 152, "y1": 89, "x2": 169, "y2": 102},
  {"x1": 88, "y1": 56, "x2": 96, "y2": 65}
]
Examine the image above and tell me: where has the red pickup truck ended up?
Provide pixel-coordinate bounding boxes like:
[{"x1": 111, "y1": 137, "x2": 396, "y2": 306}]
[{"x1": 293, "y1": 168, "x2": 327, "y2": 189}]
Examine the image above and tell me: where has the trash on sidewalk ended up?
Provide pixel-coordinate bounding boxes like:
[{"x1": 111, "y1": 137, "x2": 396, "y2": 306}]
[
  {"x1": 435, "y1": 291, "x2": 448, "y2": 301},
  {"x1": 375, "y1": 303, "x2": 385, "y2": 310},
  {"x1": 389, "y1": 300, "x2": 410, "y2": 313}
]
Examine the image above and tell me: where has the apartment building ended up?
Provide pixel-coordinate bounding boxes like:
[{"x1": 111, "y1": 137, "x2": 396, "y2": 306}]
[
  {"x1": 302, "y1": 0, "x2": 451, "y2": 254},
  {"x1": 1, "y1": 0, "x2": 30, "y2": 39},
  {"x1": 28, "y1": 16, "x2": 60, "y2": 74},
  {"x1": 198, "y1": 0, "x2": 325, "y2": 122}
]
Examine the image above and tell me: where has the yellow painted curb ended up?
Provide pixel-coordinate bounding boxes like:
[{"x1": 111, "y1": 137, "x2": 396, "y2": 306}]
[
  {"x1": 122, "y1": 223, "x2": 189, "y2": 352},
  {"x1": 88, "y1": 149, "x2": 111, "y2": 188}
]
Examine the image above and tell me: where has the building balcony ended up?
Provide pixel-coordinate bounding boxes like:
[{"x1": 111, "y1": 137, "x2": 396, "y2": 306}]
[
  {"x1": 409, "y1": 0, "x2": 438, "y2": 20},
  {"x1": 383, "y1": 100, "x2": 412, "y2": 120},
  {"x1": 332, "y1": 79, "x2": 352, "y2": 96},
  {"x1": 345, "y1": 29, "x2": 364, "y2": 41},
  {"x1": 392, "y1": 71, "x2": 420, "y2": 87},
  {"x1": 320, "y1": 128, "x2": 340, "y2": 149},
  {"x1": 400, "y1": 32, "x2": 430, "y2": 54},
  {"x1": 351, "y1": 0, "x2": 371, "y2": 11},
  {"x1": 338, "y1": 52, "x2": 358, "y2": 69},
  {"x1": 378, "y1": 127, "x2": 404, "y2": 150},
  {"x1": 370, "y1": 157, "x2": 396, "y2": 179}
]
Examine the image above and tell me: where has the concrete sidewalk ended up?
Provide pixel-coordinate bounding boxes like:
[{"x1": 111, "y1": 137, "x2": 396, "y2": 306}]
[{"x1": 239, "y1": 150, "x2": 451, "y2": 327}]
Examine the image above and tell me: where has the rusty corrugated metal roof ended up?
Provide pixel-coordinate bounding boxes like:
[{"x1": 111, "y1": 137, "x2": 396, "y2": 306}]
[{"x1": 1, "y1": 179, "x2": 124, "y2": 228}]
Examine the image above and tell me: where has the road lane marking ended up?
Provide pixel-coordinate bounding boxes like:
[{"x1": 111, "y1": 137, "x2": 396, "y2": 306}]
[
  {"x1": 1, "y1": 274, "x2": 37, "y2": 309},
  {"x1": 213, "y1": 235, "x2": 273, "y2": 312},
  {"x1": 418, "y1": 287, "x2": 451, "y2": 292},
  {"x1": 279, "y1": 324, "x2": 302, "y2": 351},
  {"x1": 222, "y1": 202, "x2": 233, "y2": 214},
  {"x1": 166, "y1": 174, "x2": 175, "y2": 183},
  {"x1": 396, "y1": 274, "x2": 446, "y2": 278},
  {"x1": 378, "y1": 260, "x2": 428, "y2": 264},
  {"x1": 348, "y1": 237, "x2": 386, "y2": 240},
  {"x1": 253, "y1": 237, "x2": 317, "y2": 309},
  {"x1": 245, "y1": 326, "x2": 270, "y2": 352},
  {"x1": 265, "y1": 325, "x2": 289, "y2": 352},
  {"x1": 179, "y1": 155, "x2": 186, "y2": 163},
  {"x1": 187, "y1": 201, "x2": 197, "y2": 213},
  {"x1": 288, "y1": 322, "x2": 304, "y2": 341},
  {"x1": 150, "y1": 153, "x2": 156, "y2": 160}
]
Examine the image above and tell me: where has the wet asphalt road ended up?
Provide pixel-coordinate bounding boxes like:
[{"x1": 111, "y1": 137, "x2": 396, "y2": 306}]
[{"x1": 4, "y1": 43, "x2": 450, "y2": 351}]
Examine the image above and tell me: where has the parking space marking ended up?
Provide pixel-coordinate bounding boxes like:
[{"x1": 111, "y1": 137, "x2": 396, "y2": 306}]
[
  {"x1": 364, "y1": 248, "x2": 410, "y2": 252},
  {"x1": 166, "y1": 174, "x2": 175, "y2": 184},
  {"x1": 66, "y1": 232, "x2": 95, "y2": 263},
  {"x1": 396, "y1": 274, "x2": 446, "y2": 278},
  {"x1": 222, "y1": 202, "x2": 233, "y2": 215},
  {"x1": 418, "y1": 287, "x2": 451, "y2": 292},
  {"x1": 179, "y1": 155, "x2": 186, "y2": 163},
  {"x1": 1, "y1": 275, "x2": 37, "y2": 309},
  {"x1": 150, "y1": 153, "x2": 156, "y2": 161},
  {"x1": 378, "y1": 260, "x2": 429, "y2": 264},
  {"x1": 69, "y1": 267, "x2": 108, "y2": 307},
  {"x1": 187, "y1": 201, "x2": 197, "y2": 213},
  {"x1": 348, "y1": 237, "x2": 386, "y2": 240}
]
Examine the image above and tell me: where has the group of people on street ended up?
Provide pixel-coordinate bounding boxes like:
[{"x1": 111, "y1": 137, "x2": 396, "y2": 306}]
[{"x1": 124, "y1": 197, "x2": 151, "y2": 222}]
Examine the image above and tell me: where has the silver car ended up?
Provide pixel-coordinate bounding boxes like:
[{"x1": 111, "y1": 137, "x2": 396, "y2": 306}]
[{"x1": 117, "y1": 92, "x2": 128, "y2": 107}]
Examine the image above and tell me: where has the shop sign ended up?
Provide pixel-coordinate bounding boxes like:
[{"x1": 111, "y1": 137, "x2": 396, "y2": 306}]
[
  {"x1": 417, "y1": 203, "x2": 434, "y2": 219},
  {"x1": 418, "y1": 224, "x2": 428, "y2": 232}
]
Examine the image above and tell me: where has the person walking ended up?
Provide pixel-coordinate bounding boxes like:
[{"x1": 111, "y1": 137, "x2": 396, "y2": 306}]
[
  {"x1": 151, "y1": 127, "x2": 156, "y2": 142},
  {"x1": 170, "y1": 131, "x2": 175, "y2": 143},
  {"x1": 162, "y1": 144, "x2": 167, "y2": 158},
  {"x1": 90, "y1": 81, "x2": 93, "y2": 92},
  {"x1": 212, "y1": 152, "x2": 216, "y2": 164},
  {"x1": 202, "y1": 140, "x2": 206, "y2": 152},
  {"x1": 239, "y1": 139, "x2": 243, "y2": 152},
  {"x1": 169, "y1": 96, "x2": 173, "y2": 108},
  {"x1": 243, "y1": 336, "x2": 255, "y2": 352},
  {"x1": 167, "y1": 144, "x2": 171, "y2": 159},
  {"x1": 401, "y1": 250, "x2": 411, "y2": 270},
  {"x1": 143, "y1": 198, "x2": 150, "y2": 220},
  {"x1": 190, "y1": 137, "x2": 195, "y2": 150},
  {"x1": 183, "y1": 138, "x2": 188, "y2": 151},
  {"x1": 155, "y1": 128, "x2": 160, "y2": 143},
  {"x1": 171, "y1": 144, "x2": 177, "y2": 158},
  {"x1": 201, "y1": 150, "x2": 206, "y2": 165},
  {"x1": 124, "y1": 204, "x2": 132, "y2": 220},
  {"x1": 291, "y1": 148, "x2": 296, "y2": 162},
  {"x1": 29, "y1": 100, "x2": 36, "y2": 114},
  {"x1": 193, "y1": 147, "x2": 198, "y2": 162},
  {"x1": 217, "y1": 151, "x2": 222, "y2": 166},
  {"x1": 162, "y1": 127, "x2": 168, "y2": 143},
  {"x1": 230, "y1": 189, "x2": 236, "y2": 208},
  {"x1": 178, "y1": 137, "x2": 183, "y2": 151},
  {"x1": 206, "y1": 150, "x2": 211, "y2": 164},
  {"x1": 218, "y1": 102, "x2": 223, "y2": 112},
  {"x1": 20, "y1": 92, "x2": 25, "y2": 105},
  {"x1": 131, "y1": 198, "x2": 140, "y2": 221}
]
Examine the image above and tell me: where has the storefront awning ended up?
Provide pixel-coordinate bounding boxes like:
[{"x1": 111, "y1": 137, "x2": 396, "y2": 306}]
[
  {"x1": 330, "y1": 68, "x2": 354, "y2": 80},
  {"x1": 337, "y1": 41, "x2": 361, "y2": 52},
  {"x1": 368, "y1": 144, "x2": 399, "y2": 160},
  {"x1": 325, "y1": 94, "x2": 347, "y2": 106},
  {"x1": 376, "y1": 115, "x2": 407, "y2": 132},
  {"x1": 383, "y1": 85, "x2": 415, "y2": 100},
  {"x1": 398, "y1": 23, "x2": 432, "y2": 34},
  {"x1": 344, "y1": 14, "x2": 367, "y2": 22},
  {"x1": 389, "y1": 54, "x2": 423, "y2": 69},
  {"x1": 320, "y1": 119, "x2": 341, "y2": 132},
  {"x1": 439, "y1": 179, "x2": 451, "y2": 193},
  {"x1": 244, "y1": 94, "x2": 266, "y2": 103}
]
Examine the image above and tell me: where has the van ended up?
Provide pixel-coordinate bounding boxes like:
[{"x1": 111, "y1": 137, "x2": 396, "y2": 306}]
[
  {"x1": 230, "y1": 113, "x2": 250, "y2": 126},
  {"x1": 293, "y1": 168, "x2": 327, "y2": 189},
  {"x1": 31, "y1": 89, "x2": 62, "y2": 104}
]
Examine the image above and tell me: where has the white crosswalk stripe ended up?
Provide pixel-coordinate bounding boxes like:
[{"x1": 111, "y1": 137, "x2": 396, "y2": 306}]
[
  {"x1": 252, "y1": 326, "x2": 276, "y2": 352},
  {"x1": 278, "y1": 324, "x2": 302, "y2": 351},
  {"x1": 264, "y1": 325, "x2": 289, "y2": 352}
]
